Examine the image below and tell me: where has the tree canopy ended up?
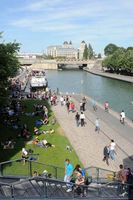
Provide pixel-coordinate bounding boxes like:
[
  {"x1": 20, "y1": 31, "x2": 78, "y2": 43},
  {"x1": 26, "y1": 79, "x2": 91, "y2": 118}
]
[
  {"x1": 104, "y1": 43, "x2": 118, "y2": 56},
  {"x1": 0, "y1": 34, "x2": 20, "y2": 104},
  {"x1": 102, "y1": 44, "x2": 133, "y2": 74},
  {"x1": 83, "y1": 43, "x2": 94, "y2": 60}
]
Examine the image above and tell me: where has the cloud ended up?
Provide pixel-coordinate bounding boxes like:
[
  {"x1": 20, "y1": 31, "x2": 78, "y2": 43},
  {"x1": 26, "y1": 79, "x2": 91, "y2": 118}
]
[{"x1": 2, "y1": 0, "x2": 133, "y2": 52}]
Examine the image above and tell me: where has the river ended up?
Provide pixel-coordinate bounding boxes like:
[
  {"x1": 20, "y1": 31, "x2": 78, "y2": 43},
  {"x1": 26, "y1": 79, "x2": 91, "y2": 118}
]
[{"x1": 46, "y1": 69, "x2": 133, "y2": 120}]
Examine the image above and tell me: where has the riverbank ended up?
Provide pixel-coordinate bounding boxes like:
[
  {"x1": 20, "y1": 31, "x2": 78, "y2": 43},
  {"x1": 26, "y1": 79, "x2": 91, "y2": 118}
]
[
  {"x1": 52, "y1": 94, "x2": 133, "y2": 171},
  {"x1": 84, "y1": 68, "x2": 133, "y2": 83}
]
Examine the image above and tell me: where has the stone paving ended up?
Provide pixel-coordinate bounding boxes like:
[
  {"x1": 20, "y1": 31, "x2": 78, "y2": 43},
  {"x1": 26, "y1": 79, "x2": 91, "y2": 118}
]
[{"x1": 52, "y1": 94, "x2": 133, "y2": 172}]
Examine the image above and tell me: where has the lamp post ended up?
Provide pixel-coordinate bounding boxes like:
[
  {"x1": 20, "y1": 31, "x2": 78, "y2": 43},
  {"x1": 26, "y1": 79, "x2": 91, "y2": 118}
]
[{"x1": 81, "y1": 79, "x2": 84, "y2": 97}]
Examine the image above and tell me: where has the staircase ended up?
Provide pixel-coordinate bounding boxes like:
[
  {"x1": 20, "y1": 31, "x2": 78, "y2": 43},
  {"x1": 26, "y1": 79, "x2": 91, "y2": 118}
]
[{"x1": 0, "y1": 160, "x2": 130, "y2": 199}]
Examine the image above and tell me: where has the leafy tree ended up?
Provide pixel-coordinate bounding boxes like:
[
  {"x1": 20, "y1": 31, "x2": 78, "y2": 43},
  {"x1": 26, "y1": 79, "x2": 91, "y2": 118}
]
[
  {"x1": 0, "y1": 35, "x2": 20, "y2": 105},
  {"x1": 88, "y1": 43, "x2": 94, "y2": 59},
  {"x1": 104, "y1": 43, "x2": 118, "y2": 56},
  {"x1": 102, "y1": 45, "x2": 133, "y2": 74},
  {"x1": 124, "y1": 49, "x2": 133, "y2": 72},
  {"x1": 83, "y1": 44, "x2": 88, "y2": 60}
]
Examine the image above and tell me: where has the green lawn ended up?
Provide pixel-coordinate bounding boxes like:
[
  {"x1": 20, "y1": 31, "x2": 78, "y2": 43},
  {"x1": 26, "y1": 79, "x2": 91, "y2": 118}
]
[{"x1": 0, "y1": 99, "x2": 82, "y2": 177}]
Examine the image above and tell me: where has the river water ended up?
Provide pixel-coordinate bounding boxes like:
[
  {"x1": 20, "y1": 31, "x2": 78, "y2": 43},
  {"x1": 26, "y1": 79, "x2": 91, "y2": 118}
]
[{"x1": 46, "y1": 70, "x2": 133, "y2": 120}]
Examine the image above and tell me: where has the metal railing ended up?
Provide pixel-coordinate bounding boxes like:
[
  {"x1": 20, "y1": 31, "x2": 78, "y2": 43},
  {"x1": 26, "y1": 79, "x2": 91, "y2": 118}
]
[
  {"x1": 0, "y1": 159, "x2": 64, "y2": 180},
  {"x1": 85, "y1": 166, "x2": 116, "y2": 183},
  {"x1": 0, "y1": 176, "x2": 131, "y2": 199},
  {"x1": 0, "y1": 159, "x2": 116, "y2": 184}
]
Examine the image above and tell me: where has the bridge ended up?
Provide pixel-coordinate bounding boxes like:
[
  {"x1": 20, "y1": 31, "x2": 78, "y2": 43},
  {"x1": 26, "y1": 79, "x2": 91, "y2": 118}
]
[{"x1": 18, "y1": 57, "x2": 101, "y2": 70}]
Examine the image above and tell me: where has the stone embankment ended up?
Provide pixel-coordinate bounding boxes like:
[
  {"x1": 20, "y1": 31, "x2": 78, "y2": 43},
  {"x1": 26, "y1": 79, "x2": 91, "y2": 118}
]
[
  {"x1": 84, "y1": 67, "x2": 133, "y2": 83},
  {"x1": 52, "y1": 94, "x2": 133, "y2": 172}
]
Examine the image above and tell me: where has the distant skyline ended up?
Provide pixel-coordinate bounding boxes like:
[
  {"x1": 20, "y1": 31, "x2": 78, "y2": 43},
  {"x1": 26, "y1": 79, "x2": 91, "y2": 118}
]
[{"x1": 0, "y1": 0, "x2": 133, "y2": 54}]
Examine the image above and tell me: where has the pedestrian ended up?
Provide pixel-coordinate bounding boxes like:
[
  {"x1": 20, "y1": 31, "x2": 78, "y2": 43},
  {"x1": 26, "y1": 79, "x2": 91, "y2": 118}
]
[
  {"x1": 66, "y1": 101, "x2": 70, "y2": 113},
  {"x1": 82, "y1": 97, "x2": 87, "y2": 111},
  {"x1": 104, "y1": 101, "x2": 109, "y2": 112},
  {"x1": 127, "y1": 168, "x2": 133, "y2": 199},
  {"x1": 95, "y1": 118, "x2": 100, "y2": 133},
  {"x1": 120, "y1": 110, "x2": 125, "y2": 125},
  {"x1": 116, "y1": 164, "x2": 128, "y2": 197},
  {"x1": 102, "y1": 146, "x2": 110, "y2": 165},
  {"x1": 92, "y1": 99, "x2": 97, "y2": 111},
  {"x1": 109, "y1": 139, "x2": 116, "y2": 160},
  {"x1": 75, "y1": 112, "x2": 80, "y2": 127},
  {"x1": 80, "y1": 102, "x2": 83, "y2": 111},
  {"x1": 64, "y1": 159, "x2": 73, "y2": 192},
  {"x1": 60, "y1": 96, "x2": 64, "y2": 106},
  {"x1": 80, "y1": 112, "x2": 85, "y2": 127}
]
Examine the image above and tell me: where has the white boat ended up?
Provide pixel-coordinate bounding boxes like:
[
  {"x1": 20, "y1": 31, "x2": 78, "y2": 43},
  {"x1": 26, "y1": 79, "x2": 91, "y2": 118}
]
[{"x1": 30, "y1": 75, "x2": 48, "y2": 89}]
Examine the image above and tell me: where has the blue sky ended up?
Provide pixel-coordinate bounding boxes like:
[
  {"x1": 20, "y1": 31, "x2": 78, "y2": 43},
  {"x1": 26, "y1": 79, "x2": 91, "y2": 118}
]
[{"x1": 0, "y1": 0, "x2": 133, "y2": 54}]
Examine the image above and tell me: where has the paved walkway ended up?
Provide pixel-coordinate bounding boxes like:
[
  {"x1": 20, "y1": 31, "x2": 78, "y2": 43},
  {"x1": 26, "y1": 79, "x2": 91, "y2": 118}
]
[
  {"x1": 52, "y1": 95, "x2": 133, "y2": 171},
  {"x1": 84, "y1": 68, "x2": 133, "y2": 83}
]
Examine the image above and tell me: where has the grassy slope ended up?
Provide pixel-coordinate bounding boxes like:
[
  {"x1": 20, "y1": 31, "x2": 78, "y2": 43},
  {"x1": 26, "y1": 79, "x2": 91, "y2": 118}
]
[{"x1": 0, "y1": 99, "x2": 82, "y2": 176}]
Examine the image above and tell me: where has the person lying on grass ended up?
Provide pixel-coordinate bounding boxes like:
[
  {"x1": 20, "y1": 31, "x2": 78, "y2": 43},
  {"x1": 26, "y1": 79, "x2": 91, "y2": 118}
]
[{"x1": 36, "y1": 139, "x2": 55, "y2": 148}]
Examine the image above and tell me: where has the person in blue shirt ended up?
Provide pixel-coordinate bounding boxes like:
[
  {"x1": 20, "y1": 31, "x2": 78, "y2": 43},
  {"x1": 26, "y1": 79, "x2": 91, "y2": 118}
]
[{"x1": 64, "y1": 159, "x2": 73, "y2": 192}]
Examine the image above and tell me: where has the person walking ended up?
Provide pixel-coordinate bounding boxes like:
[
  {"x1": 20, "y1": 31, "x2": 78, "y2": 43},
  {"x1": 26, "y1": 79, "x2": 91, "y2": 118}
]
[
  {"x1": 92, "y1": 99, "x2": 97, "y2": 111},
  {"x1": 95, "y1": 118, "x2": 100, "y2": 133},
  {"x1": 82, "y1": 97, "x2": 87, "y2": 111},
  {"x1": 116, "y1": 164, "x2": 128, "y2": 196},
  {"x1": 64, "y1": 159, "x2": 73, "y2": 192},
  {"x1": 75, "y1": 112, "x2": 80, "y2": 127},
  {"x1": 120, "y1": 110, "x2": 125, "y2": 125},
  {"x1": 104, "y1": 101, "x2": 109, "y2": 112},
  {"x1": 80, "y1": 112, "x2": 85, "y2": 127},
  {"x1": 60, "y1": 96, "x2": 64, "y2": 106},
  {"x1": 109, "y1": 139, "x2": 116, "y2": 160},
  {"x1": 102, "y1": 146, "x2": 110, "y2": 166},
  {"x1": 80, "y1": 102, "x2": 83, "y2": 112}
]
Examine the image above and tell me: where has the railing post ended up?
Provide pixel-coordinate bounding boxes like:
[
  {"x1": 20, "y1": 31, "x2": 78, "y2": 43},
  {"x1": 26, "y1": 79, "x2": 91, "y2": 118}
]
[
  {"x1": 44, "y1": 179, "x2": 48, "y2": 198},
  {"x1": 0, "y1": 164, "x2": 3, "y2": 176},
  {"x1": 96, "y1": 168, "x2": 100, "y2": 183},
  {"x1": 29, "y1": 160, "x2": 32, "y2": 177},
  {"x1": 11, "y1": 185, "x2": 14, "y2": 199},
  {"x1": 54, "y1": 167, "x2": 57, "y2": 179}
]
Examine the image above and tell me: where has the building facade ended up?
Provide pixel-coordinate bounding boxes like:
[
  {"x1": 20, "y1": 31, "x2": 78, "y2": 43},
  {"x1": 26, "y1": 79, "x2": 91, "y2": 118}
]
[
  {"x1": 47, "y1": 41, "x2": 79, "y2": 59},
  {"x1": 47, "y1": 41, "x2": 87, "y2": 60}
]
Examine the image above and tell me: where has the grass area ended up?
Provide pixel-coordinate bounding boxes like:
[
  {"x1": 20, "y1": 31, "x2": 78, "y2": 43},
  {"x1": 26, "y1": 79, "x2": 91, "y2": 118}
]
[{"x1": 0, "y1": 99, "x2": 82, "y2": 177}]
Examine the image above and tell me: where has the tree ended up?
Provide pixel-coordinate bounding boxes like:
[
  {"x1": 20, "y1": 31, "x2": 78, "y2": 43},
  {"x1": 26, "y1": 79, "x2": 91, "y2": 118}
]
[
  {"x1": 83, "y1": 44, "x2": 88, "y2": 60},
  {"x1": 104, "y1": 43, "x2": 118, "y2": 56},
  {"x1": 88, "y1": 43, "x2": 94, "y2": 59},
  {"x1": 102, "y1": 45, "x2": 133, "y2": 74},
  {"x1": 0, "y1": 35, "x2": 20, "y2": 105}
]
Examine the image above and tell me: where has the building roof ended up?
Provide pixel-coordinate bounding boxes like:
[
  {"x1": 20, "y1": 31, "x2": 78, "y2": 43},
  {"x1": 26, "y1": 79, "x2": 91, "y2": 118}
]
[{"x1": 81, "y1": 40, "x2": 85, "y2": 43}]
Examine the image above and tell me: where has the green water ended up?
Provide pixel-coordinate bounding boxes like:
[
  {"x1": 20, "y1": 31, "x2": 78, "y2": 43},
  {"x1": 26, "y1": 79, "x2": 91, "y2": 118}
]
[{"x1": 46, "y1": 70, "x2": 133, "y2": 120}]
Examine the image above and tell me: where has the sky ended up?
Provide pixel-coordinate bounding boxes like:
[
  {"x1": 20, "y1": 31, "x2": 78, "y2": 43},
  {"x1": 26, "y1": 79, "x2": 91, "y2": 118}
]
[{"x1": 0, "y1": 0, "x2": 133, "y2": 54}]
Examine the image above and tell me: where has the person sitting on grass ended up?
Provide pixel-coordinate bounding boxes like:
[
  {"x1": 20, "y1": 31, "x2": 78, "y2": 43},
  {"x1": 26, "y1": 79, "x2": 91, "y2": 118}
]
[
  {"x1": 33, "y1": 171, "x2": 38, "y2": 177},
  {"x1": 32, "y1": 137, "x2": 40, "y2": 145},
  {"x1": 37, "y1": 139, "x2": 55, "y2": 148},
  {"x1": 1, "y1": 137, "x2": 15, "y2": 149},
  {"x1": 43, "y1": 116, "x2": 49, "y2": 125},
  {"x1": 21, "y1": 148, "x2": 28, "y2": 165},
  {"x1": 49, "y1": 129, "x2": 55, "y2": 134},
  {"x1": 21, "y1": 128, "x2": 31, "y2": 139}
]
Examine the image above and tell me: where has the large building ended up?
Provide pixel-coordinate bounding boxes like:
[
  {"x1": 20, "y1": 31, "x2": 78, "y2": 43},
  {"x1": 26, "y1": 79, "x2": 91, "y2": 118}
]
[
  {"x1": 79, "y1": 41, "x2": 86, "y2": 60},
  {"x1": 47, "y1": 41, "x2": 86, "y2": 59}
]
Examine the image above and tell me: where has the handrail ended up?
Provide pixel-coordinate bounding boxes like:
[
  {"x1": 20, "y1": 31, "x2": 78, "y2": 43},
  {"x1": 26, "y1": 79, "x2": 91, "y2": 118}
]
[{"x1": 0, "y1": 158, "x2": 63, "y2": 171}]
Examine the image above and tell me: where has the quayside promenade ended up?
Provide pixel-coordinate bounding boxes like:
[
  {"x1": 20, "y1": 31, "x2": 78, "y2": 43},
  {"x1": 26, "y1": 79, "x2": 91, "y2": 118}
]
[
  {"x1": 52, "y1": 94, "x2": 133, "y2": 171},
  {"x1": 84, "y1": 68, "x2": 133, "y2": 83}
]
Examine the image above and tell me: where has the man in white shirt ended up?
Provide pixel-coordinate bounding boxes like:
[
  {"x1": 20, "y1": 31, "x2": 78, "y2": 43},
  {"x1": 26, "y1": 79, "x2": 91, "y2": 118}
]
[
  {"x1": 109, "y1": 140, "x2": 116, "y2": 160},
  {"x1": 120, "y1": 110, "x2": 125, "y2": 124},
  {"x1": 80, "y1": 112, "x2": 85, "y2": 127},
  {"x1": 60, "y1": 96, "x2": 64, "y2": 106}
]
